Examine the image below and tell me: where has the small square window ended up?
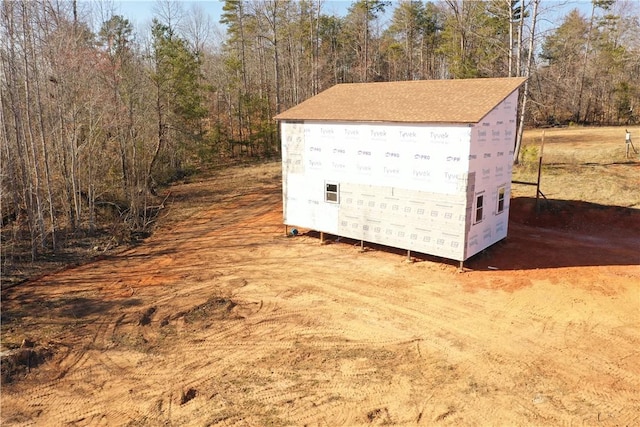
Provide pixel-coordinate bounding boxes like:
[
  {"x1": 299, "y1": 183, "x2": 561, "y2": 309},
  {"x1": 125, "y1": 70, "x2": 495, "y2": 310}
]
[{"x1": 325, "y1": 182, "x2": 339, "y2": 203}]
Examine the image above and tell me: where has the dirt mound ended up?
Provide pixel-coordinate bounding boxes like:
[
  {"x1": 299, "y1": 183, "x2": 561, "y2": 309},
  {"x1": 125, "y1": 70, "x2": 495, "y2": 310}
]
[{"x1": 1, "y1": 340, "x2": 55, "y2": 384}]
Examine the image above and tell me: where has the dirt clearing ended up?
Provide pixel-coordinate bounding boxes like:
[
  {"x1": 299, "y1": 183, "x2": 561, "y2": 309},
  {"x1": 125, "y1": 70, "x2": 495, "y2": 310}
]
[{"x1": 2, "y1": 128, "x2": 640, "y2": 426}]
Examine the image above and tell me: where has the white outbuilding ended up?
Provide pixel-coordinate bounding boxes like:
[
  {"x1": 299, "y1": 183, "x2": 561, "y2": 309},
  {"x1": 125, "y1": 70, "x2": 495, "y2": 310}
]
[{"x1": 274, "y1": 77, "x2": 527, "y2": 264}]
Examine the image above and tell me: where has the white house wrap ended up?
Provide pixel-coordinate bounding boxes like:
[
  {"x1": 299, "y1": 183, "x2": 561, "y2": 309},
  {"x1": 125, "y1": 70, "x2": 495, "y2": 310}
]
[{"x1": 275, "y1": 77, "x2": 526, "y2": 262}]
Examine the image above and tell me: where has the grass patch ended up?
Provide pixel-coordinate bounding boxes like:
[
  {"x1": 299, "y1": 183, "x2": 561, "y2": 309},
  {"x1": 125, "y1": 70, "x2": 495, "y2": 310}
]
[{"x1": 515, "y1": 126, "x2": 640, "y2": 208}]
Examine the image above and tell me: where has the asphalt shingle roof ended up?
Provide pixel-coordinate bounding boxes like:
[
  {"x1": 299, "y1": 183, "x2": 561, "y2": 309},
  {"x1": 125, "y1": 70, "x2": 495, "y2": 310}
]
[{"x1": 274, "y1": 77, "x2": 526, "y2": 124}]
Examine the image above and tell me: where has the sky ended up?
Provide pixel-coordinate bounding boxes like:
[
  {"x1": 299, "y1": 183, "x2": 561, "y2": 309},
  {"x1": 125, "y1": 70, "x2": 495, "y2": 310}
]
[
  {"x1": 115, "y1": 0, "x2": 225, "y2": 27},
  {"x1": 110, "y1": 0, "x2": 596, "y2": 31},
  {"x1": 112, "y1": 0, "x2": 353, "y2": 28}
]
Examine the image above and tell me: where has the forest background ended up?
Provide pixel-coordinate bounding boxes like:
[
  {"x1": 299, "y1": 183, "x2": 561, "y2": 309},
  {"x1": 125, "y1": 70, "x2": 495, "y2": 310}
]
[{"x1": 1, "y1": 0, "x2": 639, "y2": 266}]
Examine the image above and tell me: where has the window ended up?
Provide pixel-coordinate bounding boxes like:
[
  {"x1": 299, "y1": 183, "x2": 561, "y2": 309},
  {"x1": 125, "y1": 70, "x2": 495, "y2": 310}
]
[
  {"x1": 475, "y1": 194, "x2": 484, "y2": 223},
  {"x1": 497, "y1": 186, "x2": 506, "y2": 214},
  {"x1": 325, "y1": 182, "x2": 339, "y2": 203}
]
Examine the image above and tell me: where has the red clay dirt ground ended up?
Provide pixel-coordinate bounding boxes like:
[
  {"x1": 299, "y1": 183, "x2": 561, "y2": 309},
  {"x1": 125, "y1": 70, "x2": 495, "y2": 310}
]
[{"x1": 1, "y1": 161, "x2": 639, "y2": 426}]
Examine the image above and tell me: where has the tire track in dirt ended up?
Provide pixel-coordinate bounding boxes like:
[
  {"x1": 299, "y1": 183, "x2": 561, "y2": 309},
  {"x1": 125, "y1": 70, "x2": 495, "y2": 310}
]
[
  {"x1": 3, "y1": 163, "x2": 639, "y2": 426},
  {"x1": 302, "y1": 266, "x2": 638, "y2": 424},
  {"x1": 231, "y1": 242, "x2": 636, "y2": 425}
]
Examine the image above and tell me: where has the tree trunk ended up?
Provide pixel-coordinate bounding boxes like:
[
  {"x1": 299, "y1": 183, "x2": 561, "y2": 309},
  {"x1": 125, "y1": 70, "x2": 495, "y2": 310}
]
[
  {"x1": 508, "y1": 0, "x2": 513, "y2": 77},
  {"x1": 516, "y1": 0, "x2": 525, "y2": 77},
  {"x1": 272, "y1": 1, "x2": 281, "y2": 114},
  {"x1": 514, "y1": 0, "x2": 539, "y2": 164},
  {"x1": 21, "y1": 1, "x2": 46, "y2": 255},
  {"x1": 149, "y1": 81, "x2": 164, "y2": 193},
  {"x1": 575, "y1": 3, "x2": 596, "y2": 123},
  {"x1": 33, "y1": 41, "x2": 56, "y2": 250}
]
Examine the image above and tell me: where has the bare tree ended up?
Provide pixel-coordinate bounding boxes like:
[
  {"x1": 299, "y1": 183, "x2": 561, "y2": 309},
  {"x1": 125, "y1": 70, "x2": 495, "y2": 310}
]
[
  {"x1": 180, "y1": 3, "x2": 214, "y2": 54},
  {"x1": 153, "y1": 0, "x2": 184, "y2": 34}
]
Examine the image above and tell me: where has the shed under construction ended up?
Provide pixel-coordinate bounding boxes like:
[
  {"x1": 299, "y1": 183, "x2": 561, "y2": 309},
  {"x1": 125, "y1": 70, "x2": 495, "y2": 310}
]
[{"x1": 274, "y1": 77, "x2": 526, "y2": 263}]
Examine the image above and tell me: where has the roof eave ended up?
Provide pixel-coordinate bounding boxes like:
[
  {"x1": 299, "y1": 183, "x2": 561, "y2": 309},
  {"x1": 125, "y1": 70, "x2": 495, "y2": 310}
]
[{"x1": 275, "y1": 117, "x2": 479, "y2": 125}]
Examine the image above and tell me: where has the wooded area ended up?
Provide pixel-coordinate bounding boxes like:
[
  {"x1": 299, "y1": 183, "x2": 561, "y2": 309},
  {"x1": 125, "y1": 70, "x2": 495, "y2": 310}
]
[{"x1": 1, "y1": 0, "x2": 639, "y2": 263}]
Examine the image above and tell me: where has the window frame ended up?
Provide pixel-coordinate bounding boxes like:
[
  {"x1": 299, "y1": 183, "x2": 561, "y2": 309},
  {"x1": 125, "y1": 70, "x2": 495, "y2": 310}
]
[
  {"x1": 325, "y1": 182, "x2": 340, "y2": 204},
  {"x1": 474, "y1": 193, "x2": 484, "y2": 224},
  {"x1": 497, "y1": 185, "x2": 506, "y2": 214}
]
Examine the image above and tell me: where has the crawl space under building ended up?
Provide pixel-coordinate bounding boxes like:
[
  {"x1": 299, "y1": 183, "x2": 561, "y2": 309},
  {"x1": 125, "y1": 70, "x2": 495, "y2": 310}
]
[{"x1": 274, "y1": 77, "x2": 527, "y2": 263}]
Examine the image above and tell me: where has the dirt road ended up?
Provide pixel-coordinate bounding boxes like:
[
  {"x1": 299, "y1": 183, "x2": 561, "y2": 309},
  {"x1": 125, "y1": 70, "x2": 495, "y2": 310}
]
[{"x1": 2, "y1": 162, "x2": 639, "y2": 426}]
